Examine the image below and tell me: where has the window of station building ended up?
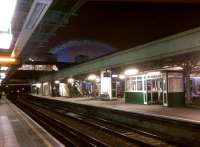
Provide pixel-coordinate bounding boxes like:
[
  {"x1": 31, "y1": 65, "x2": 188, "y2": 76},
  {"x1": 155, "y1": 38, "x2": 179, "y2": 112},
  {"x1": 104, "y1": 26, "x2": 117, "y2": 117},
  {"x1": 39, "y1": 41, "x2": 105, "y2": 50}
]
[
  {"x1": 168, "y1": 73, "x2": 183, "y2": 92},
  {"x1": 137, "y1": 77, "x2": 143, "y2": 91},
  {"x1": 126, "y1": 78, "x2": 136, "y2": 91},
  {"x1": 126, "y1": 76, "x2": 145, "y2": 92}
]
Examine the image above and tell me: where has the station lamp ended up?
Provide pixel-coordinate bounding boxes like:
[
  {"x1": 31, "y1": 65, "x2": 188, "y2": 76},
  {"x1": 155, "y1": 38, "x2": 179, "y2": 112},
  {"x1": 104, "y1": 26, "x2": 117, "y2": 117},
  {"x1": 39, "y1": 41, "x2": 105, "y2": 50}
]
[
  {"x1": 68, "y1": 78, "x2": 74, "y2": 83},
  {"x1": 119, "y1": 74, "x2": 125, "y2": 80},
  {"x1": 88, "y1": 74, "x2": 97, "y2": 81},
  {"x1": 124, "y1": 68, "x2": 139, "y2": 76},
  {"x1": 112, "y1": 74, "x2": 118, "y2": 78},
  {"x1": 55, "y1": 80, "x2": 60, "y2": 84},
  {"x1": 0, "y1": 57, "x2": 16, "y2": 63}
]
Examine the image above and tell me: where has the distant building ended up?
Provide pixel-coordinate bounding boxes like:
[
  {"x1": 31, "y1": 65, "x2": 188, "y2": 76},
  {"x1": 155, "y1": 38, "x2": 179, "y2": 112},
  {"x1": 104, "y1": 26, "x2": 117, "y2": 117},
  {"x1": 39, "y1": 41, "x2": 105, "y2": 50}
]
[{"x1": 75, "y1": 55, "x2": 89, "y2": 63}]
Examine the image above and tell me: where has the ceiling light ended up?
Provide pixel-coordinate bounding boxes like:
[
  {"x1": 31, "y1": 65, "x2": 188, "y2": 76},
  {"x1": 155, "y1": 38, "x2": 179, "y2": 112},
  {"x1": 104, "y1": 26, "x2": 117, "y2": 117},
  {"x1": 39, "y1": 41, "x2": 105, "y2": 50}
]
[
  {"x1": 88, "y1": 74, "x2": 97, "y2": 81},
  {"x1": 0, "y1": 66, "x2": 9, "y2": 70},
  {"x1": 55, "y1": 80, "x2": 60, "y2": 84},
  {"x1": 0, "y1": 57, "x2": 15, "y2": 63},
  {"x1": 0, "y1": 0, "x2": 17, "y2": 32},
  {"x1": 0, "y1": 33, "x2": 13, "y2": 49},
  {"x1": 119, "y1": 74, "x2": 125, "y2": 79},
  {"x1": 68, "y1": 78, "x2": 74, "y2": 83},
  {"x1": 124, "y1": 68, "x2": 139, "y2": 76},
  {"x1": 11, "y1": 0, "x2": 53, "y2": 57},
  {"x1": 112, "y1": 74, "x2": 118, "y2": 78}
]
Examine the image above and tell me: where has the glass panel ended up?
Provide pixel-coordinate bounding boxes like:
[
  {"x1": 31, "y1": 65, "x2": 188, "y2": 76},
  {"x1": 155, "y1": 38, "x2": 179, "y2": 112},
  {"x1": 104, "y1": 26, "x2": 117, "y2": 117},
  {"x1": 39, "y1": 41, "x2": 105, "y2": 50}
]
[
  {"x1": 168, "y1": 78, "x2": 183, "y2": 92},
  {"x1": 137, "y1": 80, "x2": 143, "y2": 90},
  {"x1": 126, "y1": 79, "x2": 136, "y2": 91}
]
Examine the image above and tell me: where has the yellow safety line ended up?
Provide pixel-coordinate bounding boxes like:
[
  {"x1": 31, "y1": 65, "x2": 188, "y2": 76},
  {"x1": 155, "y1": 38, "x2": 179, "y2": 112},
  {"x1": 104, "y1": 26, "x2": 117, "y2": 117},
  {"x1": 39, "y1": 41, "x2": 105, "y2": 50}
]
[{"x1": 11, "y1": 104, "x2": 53, "y2": 147}]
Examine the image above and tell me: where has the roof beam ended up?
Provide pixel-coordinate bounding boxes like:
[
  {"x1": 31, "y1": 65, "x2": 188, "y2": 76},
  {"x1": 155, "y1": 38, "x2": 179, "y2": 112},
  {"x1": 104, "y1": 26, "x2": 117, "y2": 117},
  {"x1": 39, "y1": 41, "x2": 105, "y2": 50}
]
[{"x1": 41, "y1": 27, "x2": 200, "y2": 81}]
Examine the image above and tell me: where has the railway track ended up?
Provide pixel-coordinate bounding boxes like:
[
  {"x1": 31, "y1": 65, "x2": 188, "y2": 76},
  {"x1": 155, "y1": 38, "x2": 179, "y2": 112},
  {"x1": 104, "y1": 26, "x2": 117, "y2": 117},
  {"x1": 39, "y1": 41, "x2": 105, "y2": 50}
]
[{"x1": 13, "y1": 97, "x2": 175, "y2": 147}]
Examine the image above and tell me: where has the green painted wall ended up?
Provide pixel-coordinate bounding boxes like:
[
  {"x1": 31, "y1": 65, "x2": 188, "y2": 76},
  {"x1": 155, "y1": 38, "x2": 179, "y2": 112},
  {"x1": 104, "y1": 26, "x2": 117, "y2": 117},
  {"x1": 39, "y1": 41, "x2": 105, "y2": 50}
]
[
  {"x1": 168, "y1": 92, "x2": 185, "y2": 107},
  {"x1": 125, "y1": 92, "x2": 144, "y2": 104}
]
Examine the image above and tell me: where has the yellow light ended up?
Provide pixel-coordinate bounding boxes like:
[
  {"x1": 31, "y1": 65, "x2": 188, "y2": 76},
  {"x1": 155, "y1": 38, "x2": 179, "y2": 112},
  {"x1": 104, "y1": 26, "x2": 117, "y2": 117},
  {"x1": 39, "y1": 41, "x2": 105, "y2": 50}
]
[{"x1": 0, "y1": 57, "x2": 15, "y2": 62}]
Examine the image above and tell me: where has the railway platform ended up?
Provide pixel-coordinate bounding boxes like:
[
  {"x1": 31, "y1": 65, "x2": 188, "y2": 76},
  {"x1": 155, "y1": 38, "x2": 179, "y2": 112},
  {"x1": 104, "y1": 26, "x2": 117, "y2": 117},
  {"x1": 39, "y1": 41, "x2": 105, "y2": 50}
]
[
  {"x1": 34, "y1": 95, "x2": 200, "y2": 123},
  {"x1": 0, "y1": 96, "x2": 64, "y2": 147}
]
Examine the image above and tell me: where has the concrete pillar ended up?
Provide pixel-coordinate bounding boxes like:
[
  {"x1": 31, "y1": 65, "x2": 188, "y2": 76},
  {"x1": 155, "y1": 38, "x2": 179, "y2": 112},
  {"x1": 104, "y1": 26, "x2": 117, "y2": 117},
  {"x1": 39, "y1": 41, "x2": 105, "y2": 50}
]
[{"x1": 100, "y1": 70, "x2": 112, "y2": 99}]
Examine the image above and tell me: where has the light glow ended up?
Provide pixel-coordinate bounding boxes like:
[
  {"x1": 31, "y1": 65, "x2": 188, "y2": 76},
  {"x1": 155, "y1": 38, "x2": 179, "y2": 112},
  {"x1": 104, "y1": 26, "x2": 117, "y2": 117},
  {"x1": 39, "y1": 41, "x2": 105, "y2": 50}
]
[
  {"x1": 0, "y1": 57, "x2": 15, "y2": 63},
  {"x1": 68, "y1": 78, "x2": 74, "y2": 83},
  {"x1": 0, "y1": 66, "x2": 9, "y2": 70},
  {"x1": 43, "y1": 82, "x2": 48, "y2": 86},
  {"x1": 0, "y1": 73, "x2": 6, "y2": 79},
  {"x1": 35, "y1": 83, "x2": 41, "y2": 88},
  {"x1": 119, "y1": 74, "x2": 125, "y2": 80},
  {"x1": 112, "y1": 74, "x2": 118, "y2": 78},
  {"x1": 124, "y1": 68, "x2": 139, "y2": 76},
  {"x1": 55, "y1": 80, "x2": 60, "y2": 84},
  {"x1": 0, "y1": 0, "x2": 17, "y2": 31},
  {"x1": 88, "y1": 74, "x2": 97, "y2": 81},
  {"x1": 0, "y1": 33, "x2": 13, "y2": 49}
]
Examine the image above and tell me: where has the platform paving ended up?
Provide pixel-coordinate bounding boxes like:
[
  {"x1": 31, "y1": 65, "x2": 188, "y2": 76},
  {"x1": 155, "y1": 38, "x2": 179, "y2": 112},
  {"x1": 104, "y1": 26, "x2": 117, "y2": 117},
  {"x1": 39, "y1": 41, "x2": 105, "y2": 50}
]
[
  {"x1": 34, "y1": 95, "x2": 200, "y2": 123},
  {"x1": 0, "y1": 96, "x2": 64, "y2": 147}
]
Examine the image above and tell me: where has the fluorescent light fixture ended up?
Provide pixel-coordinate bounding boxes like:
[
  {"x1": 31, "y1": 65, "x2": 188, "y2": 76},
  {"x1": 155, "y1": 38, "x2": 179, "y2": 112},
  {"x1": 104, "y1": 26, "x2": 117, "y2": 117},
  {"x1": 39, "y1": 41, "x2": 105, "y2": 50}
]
[
  {"x1": 12, "y1": 0, "x2": 53, "y2": 57},
  {"x1": 0, "y1": 0, "x2": 17, "y2": 31},
  {"x1": 55, "y1": 80, "x2": 60, "y2": 84},
  {"x1": 0, "y1": 33, "x2": 13, "y2": 49},
  {"x1": 112, "y1": 74, "x2": 118, "y2": 78},
  {"x1": 0, "y1": 66, "x2": 9, "y2": 70},
  {"x1": 68, "y1": 78, "x2": 74, "y2": 83},
  {"x1": 119, "y1": 74, "x2": 125, "y2": 80},
  {"x1": 88, "y1": 74, "x2": 97, "y2": 81},
  {"x1": 124, "y1": 68, "x2": 139, "y2": 76},
  {"x1": 0, "y1": 73, "x2": 6, "y2": 79},
  {"x1": 0, "y1": 57, "x2": 15, "y2": 63}
]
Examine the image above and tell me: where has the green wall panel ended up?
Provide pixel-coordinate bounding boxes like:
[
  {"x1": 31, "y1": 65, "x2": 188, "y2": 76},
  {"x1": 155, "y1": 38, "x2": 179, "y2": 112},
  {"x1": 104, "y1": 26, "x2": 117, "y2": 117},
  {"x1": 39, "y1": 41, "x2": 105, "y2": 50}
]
[
  {"x1": 125, "y1": 92, "x2": 144, "y2": 104},
  {"x1": 168, "y1": 92, "x2": 185, "y2": 107}
]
